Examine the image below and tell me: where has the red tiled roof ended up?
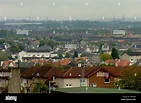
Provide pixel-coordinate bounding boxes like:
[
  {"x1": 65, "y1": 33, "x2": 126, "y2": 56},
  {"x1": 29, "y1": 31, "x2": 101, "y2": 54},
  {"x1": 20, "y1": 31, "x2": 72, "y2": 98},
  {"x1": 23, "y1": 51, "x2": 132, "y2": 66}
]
[
  {"x1": 56, "y1": 66, "x2": 96, "y2": 78},
  {"x1": 105, "y1": 59, "x2": 115, "y2": 65},
  {"x1": 34, "y1": 66, "x2": 52, "y2": 78},
  {"x1": 115, "y1": 59, "x2": 130, "y2": 66},
  {"x1": 51, "y1": 59, "x2": 71, "y2": 66},
  {"x1": 1, "y1": 60, "x2": 17, "y2": 67},
  {"x1": 29, "y1": 59, "x2": 51, "y2": 65},
  {"x1": 52, "y1": 61, "x2": 60, "y2": 66},
  {"x1": 44, "y1": 67, "x2": 63, "y2": 79},
  {"x1": 21, "y1": 65, "x2": 141, "y2": 80},
  {"x1": 59, "y1": 59, "x2": 71, "y2": 66},
  {"x1": 74, "y1": 57, "x2": 88, "y2": 62},
  {"x1": 21, "y1": 65, "x2": 64, "y2": 79},
  {"x1": 20, "y1": 66, "x2": 40, "y2": 79},
  {"x1": 105, "y1": 59, "x2": 130, "y2": 66},
  {"x1": 96, "y1": 66, "x2": 122, "y2": 77},
  {"x1": 93, "y1": 66, "x2": 141, "y2": 77}
]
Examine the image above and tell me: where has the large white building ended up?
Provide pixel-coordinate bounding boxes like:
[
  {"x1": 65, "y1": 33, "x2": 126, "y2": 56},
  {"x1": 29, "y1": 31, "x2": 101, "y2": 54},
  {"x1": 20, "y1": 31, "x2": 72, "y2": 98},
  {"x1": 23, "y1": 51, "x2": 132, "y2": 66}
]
[
  {"x1": 19, "y1": 51, "x2": 59, "y2": 62},
  {"x1": 16, "y1": 29, "x2": 29, "y2": 36},
  {"x1": 113, "y1": 30, "x2": 126, "y2": 37}
]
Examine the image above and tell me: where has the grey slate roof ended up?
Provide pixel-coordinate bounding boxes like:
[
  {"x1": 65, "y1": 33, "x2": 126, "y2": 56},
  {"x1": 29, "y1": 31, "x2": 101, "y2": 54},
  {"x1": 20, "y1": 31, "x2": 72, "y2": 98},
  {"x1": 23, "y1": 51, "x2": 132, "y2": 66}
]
[
  {"x1": 19, "y1": 62, "x2": 36, "y2": 68},
  {"x1": 125, "y1": 52, "x2": 141, "y2": 56}
]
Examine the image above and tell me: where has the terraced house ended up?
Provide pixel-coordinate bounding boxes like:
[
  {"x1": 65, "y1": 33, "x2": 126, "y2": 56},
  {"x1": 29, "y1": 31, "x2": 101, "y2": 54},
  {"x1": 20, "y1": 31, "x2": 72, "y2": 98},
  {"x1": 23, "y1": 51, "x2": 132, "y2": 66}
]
[{"x1": 20, "y1": 65, "x2": 141, "y2": 93}]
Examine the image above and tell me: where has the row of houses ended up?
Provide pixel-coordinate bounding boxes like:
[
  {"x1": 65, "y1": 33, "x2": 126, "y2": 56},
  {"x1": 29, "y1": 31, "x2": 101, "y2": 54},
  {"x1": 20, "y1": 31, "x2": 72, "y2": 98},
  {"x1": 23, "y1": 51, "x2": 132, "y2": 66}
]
[
  {"x1": 20, "y1": 65, "x2": 141, "y2": 93},
  {"x1": 1, "y1": 64, "x2": 140, "y2": 93}
]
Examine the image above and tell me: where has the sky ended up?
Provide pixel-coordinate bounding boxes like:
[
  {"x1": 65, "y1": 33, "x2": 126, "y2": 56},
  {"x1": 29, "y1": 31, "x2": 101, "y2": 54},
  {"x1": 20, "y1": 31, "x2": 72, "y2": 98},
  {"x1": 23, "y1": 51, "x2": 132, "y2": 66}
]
[{"x1": 0, "y1": 0, "x2": 141, "y2": 20}]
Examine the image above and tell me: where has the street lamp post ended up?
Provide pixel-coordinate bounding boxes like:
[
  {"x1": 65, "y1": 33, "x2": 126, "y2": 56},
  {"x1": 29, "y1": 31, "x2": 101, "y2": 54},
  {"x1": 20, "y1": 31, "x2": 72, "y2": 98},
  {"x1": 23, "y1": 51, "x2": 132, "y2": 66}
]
[
  {"x1": 81, "y1": 65, "x2": 85, "y2": 86},
  {"x1": 78, "y1": 60, "x2": 86, "y2": 87},
  {"x1": 78, "y1": 74, "x2": 81, "y2": 87},
  {"x1": 48, "y1": 77, "x2": 51, "y2": 94},
  {"x1": 49, "y1": 80, "x2": 51, "y2": 93}
]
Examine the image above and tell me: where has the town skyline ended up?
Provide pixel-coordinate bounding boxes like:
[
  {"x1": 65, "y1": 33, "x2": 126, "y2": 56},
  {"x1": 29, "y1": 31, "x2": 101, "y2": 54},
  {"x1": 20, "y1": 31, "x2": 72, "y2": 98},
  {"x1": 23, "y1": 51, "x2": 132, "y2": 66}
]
[{"x1": 0, "y1": 0, "x2": 141, "y2": 20}]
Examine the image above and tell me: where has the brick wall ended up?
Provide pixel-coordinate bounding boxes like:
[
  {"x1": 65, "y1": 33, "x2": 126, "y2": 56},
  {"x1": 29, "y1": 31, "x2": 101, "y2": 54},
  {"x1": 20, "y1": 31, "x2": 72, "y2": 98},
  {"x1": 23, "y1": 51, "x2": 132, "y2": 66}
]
[{"x1": 89, "y1": 70, "x2": 115, "y2": 88}]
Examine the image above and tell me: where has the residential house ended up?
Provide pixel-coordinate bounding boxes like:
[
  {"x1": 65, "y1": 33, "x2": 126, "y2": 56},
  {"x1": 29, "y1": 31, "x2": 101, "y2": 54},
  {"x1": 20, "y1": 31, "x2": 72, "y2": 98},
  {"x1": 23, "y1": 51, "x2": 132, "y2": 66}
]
[
  {"x1": 85, "y1": 45, "x2": 99, "y2": 53},
  {"x1": 121, "y1": 52, "x2": 141, "y2": 65},
  {"x1": 88, "y1": 67, "x2": 116, "y2": 88},
  {"x1": 65, "y1": 44, "x2": 77, "y2": 50},
  {"x1": 55, "y1": 67, "x2": 96, "y2": 88},
  {"x1": 55, "y1": 66, "x2": 141, "y2": 89},
  {"x1": 20, "y1": 66, "x2": 51, "y2": 93},
  {"x1": 20, "y1": 65, "x2": 63, "y2": 93},
  {"x1": 105, "y1": 59, "x2": 131, "y2": 66},
  {"x1": 0, "y1": 68, "x2": 12, "y2": 93},
  {"x1": 19, "y1": 45, "x2": 59, "y2": 62},
  {"x1": 131, "y1": 44, "x2": 141, "y2": 52},
  {"x1": 20, "y1": 66, "x2": 40, "y2": 93},
  {"x1": 55, "y1": 66, "x2": 116, "y2": 88},
  {"x1": 0, "y1": 60, "x2": 17, "y2": 69},
  {"x1": 133, "y1": 59, "x2": 141, "y2": 66},
  {"x1": 0, "y1": 68, "x2": 11, "y2": 88},
  {"x1": 51, "y1": 58, "x2": 73, "y2": 67},
  {"x1": 112, "y1": 29, "x2": 126, "y2": 37},
  {"x1": 116, "y1": 44, "x2": 129, "y2": 52},
  {"x1": 27, "y1": 40, "x2": 40, "y2": 50},
  {"x1": 101, "y1": 43, "x2": 110, "y2": 52}
]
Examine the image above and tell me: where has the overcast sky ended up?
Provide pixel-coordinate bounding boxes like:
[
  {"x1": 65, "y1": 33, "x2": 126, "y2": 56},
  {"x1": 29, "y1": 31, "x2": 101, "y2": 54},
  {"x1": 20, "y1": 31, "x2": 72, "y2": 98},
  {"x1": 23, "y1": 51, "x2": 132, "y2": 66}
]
[{"x1": 0, "y1": 0, "x2": 141, "y2": 20}]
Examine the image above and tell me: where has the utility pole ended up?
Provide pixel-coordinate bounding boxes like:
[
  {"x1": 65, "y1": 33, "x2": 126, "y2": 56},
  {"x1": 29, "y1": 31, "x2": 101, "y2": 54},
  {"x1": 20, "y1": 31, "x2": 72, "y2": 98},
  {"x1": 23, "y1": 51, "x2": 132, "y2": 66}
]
[
  {"x1": 78, "y1": 60, "x2": 86, "y2": 87},
  {"x1": 48, "y1": 78, "x2": 51, "y2": 93},
  {"x1": 81, "y1": 65, "x2": 85, "y2": 86},
  {"x1": 82, "y1": 65, "x2": 84, "y2": 86}
]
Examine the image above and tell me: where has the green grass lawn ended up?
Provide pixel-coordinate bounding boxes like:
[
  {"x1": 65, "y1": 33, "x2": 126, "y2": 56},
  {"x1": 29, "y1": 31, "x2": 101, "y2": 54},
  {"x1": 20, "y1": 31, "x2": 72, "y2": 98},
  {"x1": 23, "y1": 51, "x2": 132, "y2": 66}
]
[{"x1": 54, "y1": 87, "x2": 141, "y2": 93}]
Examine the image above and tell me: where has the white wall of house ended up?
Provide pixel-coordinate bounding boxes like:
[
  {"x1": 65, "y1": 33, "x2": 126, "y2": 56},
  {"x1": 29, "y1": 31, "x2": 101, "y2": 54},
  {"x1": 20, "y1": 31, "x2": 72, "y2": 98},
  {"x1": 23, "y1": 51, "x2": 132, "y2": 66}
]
[
  {"x1": 56, "y1": 78, "x2": 88, "y2": 88},
  {"x1": 18, "y1": 51, "x2": 26, "y2": 61},
  {"x1": 21, "y1": 78, "x2": 27, "y2": 87},
  {"x1": 19, "y1": 50, "x2": 52, "y2": 61},
  {"x1": 26, "y1": 52, "x2": 51, "y2": 57}
]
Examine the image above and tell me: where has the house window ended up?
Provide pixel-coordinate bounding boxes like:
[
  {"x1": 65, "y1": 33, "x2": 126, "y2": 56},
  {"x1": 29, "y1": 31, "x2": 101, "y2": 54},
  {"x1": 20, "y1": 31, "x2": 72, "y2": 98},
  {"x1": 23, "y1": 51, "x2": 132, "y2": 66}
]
[
  {"x1": 80, "y1": 79, "x2": 85, "y2": 83},
  {"x1": 66, "y1": 84, "x2": 72, "y2": 87},
  {"x1": 104, "y1": 78, "x2": 110, "y2": 83},
  {"x1": 80, "y1": 79, "x2": 85, "y2": 85}
]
